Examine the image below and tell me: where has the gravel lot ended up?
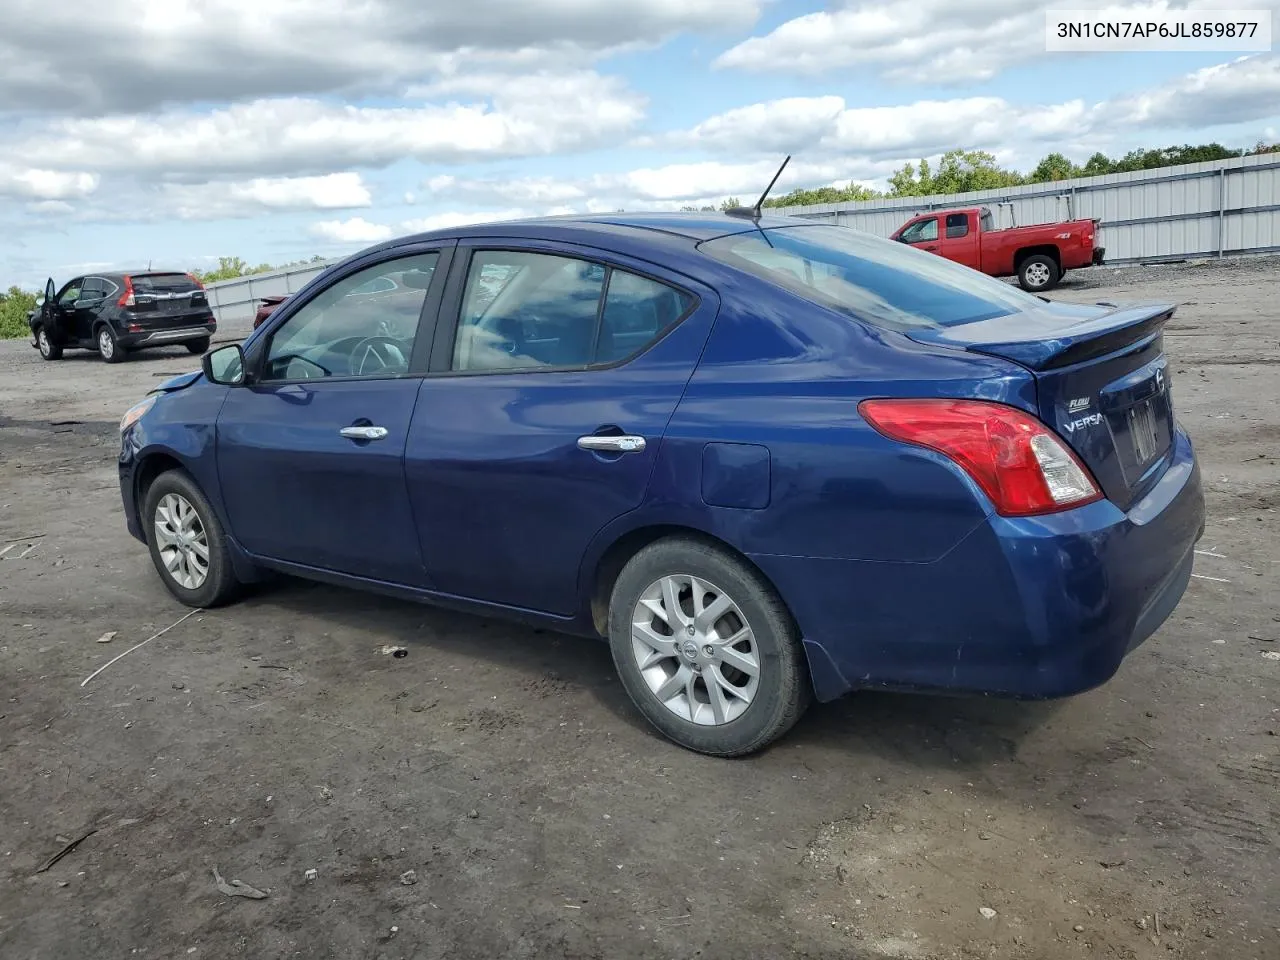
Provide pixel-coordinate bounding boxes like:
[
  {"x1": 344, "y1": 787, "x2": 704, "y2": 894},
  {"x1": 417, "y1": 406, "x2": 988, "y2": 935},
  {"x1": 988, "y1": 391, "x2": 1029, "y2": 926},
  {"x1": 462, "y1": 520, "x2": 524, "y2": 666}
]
[{"x1": 1, "y1": 256, "x2": 1277, "y2": 960}]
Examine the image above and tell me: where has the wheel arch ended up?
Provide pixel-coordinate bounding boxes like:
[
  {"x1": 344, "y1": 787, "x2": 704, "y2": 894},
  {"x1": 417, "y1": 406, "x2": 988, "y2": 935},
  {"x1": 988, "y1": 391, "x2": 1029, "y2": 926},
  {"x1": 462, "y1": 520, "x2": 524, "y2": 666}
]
[
  {"x1": 584, "y1": 522, "x2": 797, "y2": 640},
  {"x1": 1013, "y1": 245, "x2": 1062, "y2": 271}
]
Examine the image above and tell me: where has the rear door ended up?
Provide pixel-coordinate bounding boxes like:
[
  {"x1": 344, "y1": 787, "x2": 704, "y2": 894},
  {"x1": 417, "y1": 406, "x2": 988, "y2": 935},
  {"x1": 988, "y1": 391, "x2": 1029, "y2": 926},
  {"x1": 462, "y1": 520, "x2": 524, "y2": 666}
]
[
  {"x1": 404, "y1": 240, "x2": 720, "y2": 615},
  {"x1": 74, "y1": 278, "x2": 111, "y2": 340}
]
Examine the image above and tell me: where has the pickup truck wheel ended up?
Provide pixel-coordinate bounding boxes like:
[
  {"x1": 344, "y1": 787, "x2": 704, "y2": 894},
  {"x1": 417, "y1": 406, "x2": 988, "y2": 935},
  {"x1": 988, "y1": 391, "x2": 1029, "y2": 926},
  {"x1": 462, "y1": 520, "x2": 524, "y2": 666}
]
[
  {"x1": 1018, "y1": 255, "x2": 1059, "y2": 292},
  {"x1": 36, "y1": 326, "x2": 63, "y2": 361}
]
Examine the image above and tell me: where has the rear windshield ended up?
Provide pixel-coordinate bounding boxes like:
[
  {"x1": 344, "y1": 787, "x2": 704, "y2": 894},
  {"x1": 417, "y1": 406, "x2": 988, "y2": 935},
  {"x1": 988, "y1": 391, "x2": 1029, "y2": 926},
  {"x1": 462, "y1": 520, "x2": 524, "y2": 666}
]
[
  {"x1": 131, "y1": 273, "x2": 200, "y2": 294},
  {"x1": 700, "y1": 224, "x2": 1043, "y2": 330}
]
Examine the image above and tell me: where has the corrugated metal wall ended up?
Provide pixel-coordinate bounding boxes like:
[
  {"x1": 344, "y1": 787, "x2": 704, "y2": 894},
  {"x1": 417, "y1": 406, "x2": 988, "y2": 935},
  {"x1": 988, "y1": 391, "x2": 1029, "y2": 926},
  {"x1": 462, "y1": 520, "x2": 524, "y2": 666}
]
[
  {"x1": 207, "y1": 153, "x2": 1280, "y2": 324},
  {"x1": 772, "y1": 153, "x2": 1280, "y2": 265}
]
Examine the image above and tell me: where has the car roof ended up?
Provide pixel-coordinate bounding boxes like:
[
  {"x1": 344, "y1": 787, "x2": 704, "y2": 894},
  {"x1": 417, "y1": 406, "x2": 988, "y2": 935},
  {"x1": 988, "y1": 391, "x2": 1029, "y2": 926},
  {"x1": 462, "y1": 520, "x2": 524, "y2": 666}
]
[{"x1": 374, "y1": 211, "x2": 809, "y2": 254}]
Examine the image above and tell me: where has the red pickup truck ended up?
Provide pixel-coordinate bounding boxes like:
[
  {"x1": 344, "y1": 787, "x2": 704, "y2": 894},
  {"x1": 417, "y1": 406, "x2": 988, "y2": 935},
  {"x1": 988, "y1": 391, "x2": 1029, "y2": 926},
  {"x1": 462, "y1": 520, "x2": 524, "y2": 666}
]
[{"x1": 890, "y1": 206, "x2": 1104, "y2": 292}]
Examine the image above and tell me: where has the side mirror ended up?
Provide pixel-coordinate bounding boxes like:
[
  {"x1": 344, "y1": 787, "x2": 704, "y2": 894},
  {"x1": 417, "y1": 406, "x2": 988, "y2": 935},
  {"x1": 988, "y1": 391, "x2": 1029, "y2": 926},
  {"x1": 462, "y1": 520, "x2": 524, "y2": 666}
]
[
  {"x1": 202, "y1": 344, "x2": 246, "y2": 386},
  {"x1": 35, "y1": 295, "x2": 45, "y2": 307}
]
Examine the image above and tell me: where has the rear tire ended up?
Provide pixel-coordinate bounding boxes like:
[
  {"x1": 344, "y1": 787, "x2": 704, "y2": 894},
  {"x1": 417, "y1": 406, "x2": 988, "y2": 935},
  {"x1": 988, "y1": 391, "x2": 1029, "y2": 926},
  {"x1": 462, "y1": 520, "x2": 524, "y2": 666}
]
[
  {"x1": 186, "y1": 337, "x2": 211, "y2": 355},
  {"x1": 607, "y1": 537, "x2": 810, "y2": 757},
  {"x1": 97, "y1": 325, "x2": 126, "y2": 363},
  {"x1": 1018, "y1": 254, "x2": 1059, "y2": 292},
  {"x1": 142, "y1": 469, "x2": 240, "y2": 608},
  {"x1": 36, "y1": 326, "x2": 63, "y2": 361}
]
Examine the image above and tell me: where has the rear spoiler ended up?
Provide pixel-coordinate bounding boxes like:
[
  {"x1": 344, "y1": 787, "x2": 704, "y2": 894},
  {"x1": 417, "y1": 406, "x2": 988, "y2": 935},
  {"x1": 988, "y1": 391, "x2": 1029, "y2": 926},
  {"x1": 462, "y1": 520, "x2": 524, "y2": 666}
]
[{"x1": 906, "y1": 302, "x2": 1175, "y2": 371}]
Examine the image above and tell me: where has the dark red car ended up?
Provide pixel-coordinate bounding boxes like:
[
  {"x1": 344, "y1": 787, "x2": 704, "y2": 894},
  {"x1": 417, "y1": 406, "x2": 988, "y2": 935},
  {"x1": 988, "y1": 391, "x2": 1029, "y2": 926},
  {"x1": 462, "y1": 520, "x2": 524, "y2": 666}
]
[{"x1": 252, "y1": 295, "x2": 289, "y2": 329}]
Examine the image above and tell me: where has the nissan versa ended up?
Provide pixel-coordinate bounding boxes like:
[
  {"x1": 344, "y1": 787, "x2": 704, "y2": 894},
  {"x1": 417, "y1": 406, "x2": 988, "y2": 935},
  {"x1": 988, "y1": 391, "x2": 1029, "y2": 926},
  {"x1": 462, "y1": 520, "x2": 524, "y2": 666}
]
[{"x1": 117, "y1": 212, "x2": 1205, "y2": 756}]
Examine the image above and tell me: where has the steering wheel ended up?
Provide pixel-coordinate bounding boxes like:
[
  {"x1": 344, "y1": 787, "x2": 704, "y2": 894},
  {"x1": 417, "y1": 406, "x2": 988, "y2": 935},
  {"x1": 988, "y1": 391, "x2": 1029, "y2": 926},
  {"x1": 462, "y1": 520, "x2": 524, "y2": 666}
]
[{"x1": 349, "y1": 336, "x2": 409, "y2": 377}]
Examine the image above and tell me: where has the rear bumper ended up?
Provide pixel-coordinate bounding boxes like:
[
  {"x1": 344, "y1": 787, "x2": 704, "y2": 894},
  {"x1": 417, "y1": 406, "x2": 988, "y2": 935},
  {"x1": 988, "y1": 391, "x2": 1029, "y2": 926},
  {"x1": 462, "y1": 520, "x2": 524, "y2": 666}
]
[
  {"x1": 1092, "y1": 247, "x2": 1106, "y2": 266},
  {"x1": 118, "y1": 321, "x2": 216, "y2": 348},
  {"x1": 751, "y1": 426, "x2": 1205, "y2": 702}
]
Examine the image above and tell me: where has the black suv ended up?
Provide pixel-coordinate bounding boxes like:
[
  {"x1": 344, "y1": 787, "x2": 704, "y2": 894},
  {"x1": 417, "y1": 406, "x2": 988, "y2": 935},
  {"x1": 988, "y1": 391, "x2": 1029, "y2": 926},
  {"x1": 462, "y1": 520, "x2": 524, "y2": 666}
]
[{"x1": 29, "y1": 272, "x2": 217, "y2": 363}]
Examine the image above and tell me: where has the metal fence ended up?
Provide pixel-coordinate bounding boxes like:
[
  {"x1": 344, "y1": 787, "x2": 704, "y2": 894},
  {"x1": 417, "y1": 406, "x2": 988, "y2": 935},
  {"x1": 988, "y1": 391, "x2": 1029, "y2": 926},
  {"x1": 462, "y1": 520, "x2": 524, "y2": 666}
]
[
  {"x1": 205, "y1": 258, "x2": 340, "y2": 326},
  {"x1": 771, "y1": 152, "x2": 1280, "y2": 265},
  {"x1": 205, "y1": 153, "x2": 1280, "y2": 325}
]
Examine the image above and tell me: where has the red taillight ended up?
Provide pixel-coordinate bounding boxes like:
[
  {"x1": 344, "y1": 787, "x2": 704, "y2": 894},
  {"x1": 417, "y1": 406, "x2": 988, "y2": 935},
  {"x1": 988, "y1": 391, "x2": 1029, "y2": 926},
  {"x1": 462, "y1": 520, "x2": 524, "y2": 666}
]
[
  {"x1": 117, "y1": 275, "x2": 135, "y2": 307},
  {"x1": 859, "y1": 399, "x2": 1102, "y2": 517}
]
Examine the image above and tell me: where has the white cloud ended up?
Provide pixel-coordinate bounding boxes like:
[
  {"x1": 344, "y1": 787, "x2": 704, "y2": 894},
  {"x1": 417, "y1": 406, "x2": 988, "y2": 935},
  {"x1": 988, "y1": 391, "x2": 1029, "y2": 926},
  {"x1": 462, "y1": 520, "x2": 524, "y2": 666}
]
[
  {"x1": 309, "y1": 209, "x2": 531, "y2": 246},
  {"x1": 161, "y1": 173, "x2": 374, "y2": 220},
  {"x1": 1102, "y1": 54, "x2": 1280, "y2": 129},
  {"x1": 713, "y1": 0, "x2": 1278, "y2": 83},
  {"x1": 665, "y1": 55, "x2": 1279, "y2": 159},
  {"x1": 426, "y1": 159, "x2": 871, "y2": 209},
  {"x1": 310, "y1": 217, "x2": 396, "y2": 244},
  {"x1": 0, "y1": 165, "x2": 99, "y2": 200},
  {"x1": 4, "y1": 71, "x2": 646, "y2": 178},
  {"x1": 1, "y1": 0, "x2": 762, "y2": 112}
]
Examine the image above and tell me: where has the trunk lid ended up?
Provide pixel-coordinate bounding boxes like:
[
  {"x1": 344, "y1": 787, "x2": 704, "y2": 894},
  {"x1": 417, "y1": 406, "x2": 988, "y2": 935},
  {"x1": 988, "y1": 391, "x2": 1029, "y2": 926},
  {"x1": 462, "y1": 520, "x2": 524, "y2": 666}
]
[
  {"x1": 127, "y1": 273, "x2": 212, "y2": 328},
  {"x1": 907, "y1": 300, "x2": 1177, "y2": 510}
]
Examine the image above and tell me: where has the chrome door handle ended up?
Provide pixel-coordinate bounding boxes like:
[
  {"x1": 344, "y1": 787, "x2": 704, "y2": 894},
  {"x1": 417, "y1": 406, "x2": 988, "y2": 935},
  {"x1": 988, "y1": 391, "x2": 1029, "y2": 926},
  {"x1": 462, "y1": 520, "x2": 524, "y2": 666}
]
[
  {"x1": 577, "y1": 434, "x2": 646, "y2": 454},
  {"x1": 340, "y1": 425, "x2": 388, "y2": 441}
]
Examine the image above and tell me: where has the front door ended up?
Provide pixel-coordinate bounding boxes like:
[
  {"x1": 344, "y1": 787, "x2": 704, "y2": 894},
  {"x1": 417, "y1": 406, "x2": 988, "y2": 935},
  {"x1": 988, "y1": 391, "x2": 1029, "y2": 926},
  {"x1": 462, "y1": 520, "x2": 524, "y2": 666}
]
[
  {"x1": 47, "y1": 277, "x2": 83, "y2": 343},
  {"x1": 405, "y1": 242, "x2": 719, "y2": 615},
  {"x1": 216, "y1": 246, "x2": 451, "y2": 586},
  {"x1": 897, "y1": 216, "x2": 939, "y2": 255}
]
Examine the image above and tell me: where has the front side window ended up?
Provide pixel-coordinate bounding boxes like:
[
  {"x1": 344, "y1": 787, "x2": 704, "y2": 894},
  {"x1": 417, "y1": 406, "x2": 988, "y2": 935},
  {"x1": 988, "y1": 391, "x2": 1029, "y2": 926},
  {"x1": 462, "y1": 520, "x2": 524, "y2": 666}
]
[
  {"x1": 452, "y1": 250, "x2": 692, "y2": 372},
  {"x1": 57, "y1": 279, "x2": 84, "y2": 305},
  {"x1": 263, "y1": 252, "x2": 438, "y2": 381},
  {"x1": 899, "y1": 218, "x2": 938, "y2": 244},
  {"x1": 701, "y1": 224, "x2": 1045, "y2": 330}
]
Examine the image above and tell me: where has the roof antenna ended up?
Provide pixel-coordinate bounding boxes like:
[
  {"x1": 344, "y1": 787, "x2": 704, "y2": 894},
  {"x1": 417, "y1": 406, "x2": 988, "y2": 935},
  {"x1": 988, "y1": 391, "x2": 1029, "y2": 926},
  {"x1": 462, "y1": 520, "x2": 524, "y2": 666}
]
[{"x1": 725, "y1": 155, "x2": 791, "y2": 220}]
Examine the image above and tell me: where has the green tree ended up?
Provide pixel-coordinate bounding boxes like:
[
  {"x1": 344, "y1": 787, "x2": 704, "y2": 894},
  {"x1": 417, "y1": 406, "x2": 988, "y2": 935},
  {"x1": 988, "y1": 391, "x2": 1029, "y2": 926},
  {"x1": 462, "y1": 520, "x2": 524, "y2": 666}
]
[
  {"x1": 719, "y1": 196, "x2": 743, "y2": 211},
  {"x1": 1081, "y1": 152, "x2": 1115, "y2": 177},
  {"x1": 191, "y1": 256, "x2": 275, "y2": 283},
  {"x1": 1028, "y1": 152, "x2": 1080, "y2": 183},
  {"x1": 765, "y1": 182, "x2": 881, "y2": 207},
  {"x1": 0, "y1": 285, "x2": 39, "y2": 340}
]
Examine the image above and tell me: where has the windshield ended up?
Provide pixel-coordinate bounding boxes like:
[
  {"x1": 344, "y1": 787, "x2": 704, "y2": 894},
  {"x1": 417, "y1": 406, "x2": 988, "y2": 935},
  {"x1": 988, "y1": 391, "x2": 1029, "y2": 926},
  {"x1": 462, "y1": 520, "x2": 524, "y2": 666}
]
[{"x1": 700, "y1": 224, "x2": 1044, "y2": 329}]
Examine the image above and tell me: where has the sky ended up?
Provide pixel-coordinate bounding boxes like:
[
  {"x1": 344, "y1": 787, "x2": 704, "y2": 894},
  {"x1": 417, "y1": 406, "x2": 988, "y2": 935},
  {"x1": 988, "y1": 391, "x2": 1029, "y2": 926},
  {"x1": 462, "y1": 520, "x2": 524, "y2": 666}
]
[{"x1": 1, "y1": 0, "x2": 1278, "y2": 288}]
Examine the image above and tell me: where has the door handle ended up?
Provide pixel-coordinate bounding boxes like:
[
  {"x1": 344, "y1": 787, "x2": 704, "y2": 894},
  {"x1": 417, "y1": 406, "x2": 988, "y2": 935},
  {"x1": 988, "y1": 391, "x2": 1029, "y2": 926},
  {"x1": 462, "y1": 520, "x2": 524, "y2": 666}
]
[
  {"x1": 340, "y1": 425, "x2": 388, "y2": 441},
  {"x1": 577, "y1": 434, "x2": 646, "y2": 454}
]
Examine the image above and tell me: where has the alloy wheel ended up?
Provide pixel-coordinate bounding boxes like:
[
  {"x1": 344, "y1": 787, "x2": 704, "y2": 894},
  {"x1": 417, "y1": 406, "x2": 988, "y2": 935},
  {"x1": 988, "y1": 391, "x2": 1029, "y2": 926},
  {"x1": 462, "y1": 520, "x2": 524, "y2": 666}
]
[
  {"x1": 630, "y1": 574, "x2": 760, "y2": 726},
  {"x1": 153, "y1": 493, "x2": 210, "y2": 590},
  {"x1": 98, "y1": 328, "x2": 114, "y2": 359},
  {"x1": 1025, "y1": 262, "x2": 1052, "y2": 288}
]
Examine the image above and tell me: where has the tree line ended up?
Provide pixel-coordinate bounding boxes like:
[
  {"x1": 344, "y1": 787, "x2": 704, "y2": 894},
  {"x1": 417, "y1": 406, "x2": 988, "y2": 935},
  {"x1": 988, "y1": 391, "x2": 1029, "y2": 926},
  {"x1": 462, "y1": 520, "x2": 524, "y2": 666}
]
[{"x1": 683, "y1": 141, "x2": 1280, "y2": 211}]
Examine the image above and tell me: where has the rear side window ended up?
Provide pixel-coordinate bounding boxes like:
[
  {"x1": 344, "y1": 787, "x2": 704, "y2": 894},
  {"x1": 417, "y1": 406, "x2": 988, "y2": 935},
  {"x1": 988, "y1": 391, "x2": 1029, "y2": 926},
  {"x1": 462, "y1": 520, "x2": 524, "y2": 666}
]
[
  {"x1": 945, "y1": 213, "x2": 969, "y2": 239},
  {"x1": 452, "y1": 250, "x2": 692, "y2": 372},
  {"x1": 700, "y1": 224, "x2": 1043, "y2": 330},
  {"x1": 131, "y1": 273, "x2": 200, "y2": 294}
]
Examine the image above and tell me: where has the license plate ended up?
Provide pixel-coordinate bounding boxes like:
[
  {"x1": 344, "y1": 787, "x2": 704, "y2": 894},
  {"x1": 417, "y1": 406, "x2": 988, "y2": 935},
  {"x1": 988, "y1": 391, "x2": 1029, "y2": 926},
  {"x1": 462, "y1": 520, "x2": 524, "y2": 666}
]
[{"x1": 1128, "y1": 399, "x2": 1159, "y2": 464}]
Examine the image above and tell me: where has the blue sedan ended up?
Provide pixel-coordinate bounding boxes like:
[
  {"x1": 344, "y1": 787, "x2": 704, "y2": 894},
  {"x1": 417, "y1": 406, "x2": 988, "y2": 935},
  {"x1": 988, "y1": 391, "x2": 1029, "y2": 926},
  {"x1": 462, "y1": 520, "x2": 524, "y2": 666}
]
[{"x1": 117, "y1": 213, "x2": 1205, "y2": 756}]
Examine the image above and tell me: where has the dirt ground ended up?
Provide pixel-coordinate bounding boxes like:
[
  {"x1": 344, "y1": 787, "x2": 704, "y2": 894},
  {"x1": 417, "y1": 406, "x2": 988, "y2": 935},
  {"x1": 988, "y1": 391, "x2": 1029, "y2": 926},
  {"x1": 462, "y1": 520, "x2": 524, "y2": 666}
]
[{"x1": 1, "y1": 256, "x2": 1277, "y2": 960}]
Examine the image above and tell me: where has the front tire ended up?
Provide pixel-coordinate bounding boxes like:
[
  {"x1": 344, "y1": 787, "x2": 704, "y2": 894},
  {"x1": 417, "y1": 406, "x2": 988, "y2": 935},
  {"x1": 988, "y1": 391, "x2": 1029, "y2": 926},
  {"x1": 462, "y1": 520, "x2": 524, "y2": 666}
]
[
  {"x1": 186, "y1": 337, "x2": 211, "y2": 355},
  {"x1": 97, "y1": 325, "x2": 126, "y2": 363},
  {"x1": 36, "y1": 326, "x2": 63, "y2": 360},
  {"x1": 142, "y1": 469, "x2": 240, "y2": 608},
  {"x1": 1018, "y1": 254, "x2": 1059, "y2": 292},
  {"x1": 607, "y1": 537, "x2": 810, "y2": 757}
]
